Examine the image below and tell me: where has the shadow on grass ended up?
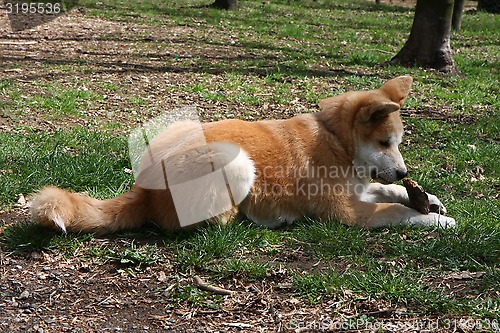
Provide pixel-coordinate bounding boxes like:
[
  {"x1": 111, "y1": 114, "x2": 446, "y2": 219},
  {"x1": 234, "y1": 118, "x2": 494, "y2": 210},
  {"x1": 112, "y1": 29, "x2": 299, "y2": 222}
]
[
  {"x1": 1, "y1": 0, "x2": 396, "y2": 81},
  {"x1": 3, "y1": 215, "x2": 499, "y2": 274},
  {"x1": 0, "y1": 220, "x2": 173, "y2": 252},
  {"x1": 0, "y1": 217, "x2": 265, "y2": 272},
  {"x1": 0, "y1": 218, "x2": 249, "y2": 253},
  {"x1": 1, "y1": 221, "x2": 71, "y2": 252},
  {"x1": 1, "y1": 50, "x2": 370, "y2": 83}
]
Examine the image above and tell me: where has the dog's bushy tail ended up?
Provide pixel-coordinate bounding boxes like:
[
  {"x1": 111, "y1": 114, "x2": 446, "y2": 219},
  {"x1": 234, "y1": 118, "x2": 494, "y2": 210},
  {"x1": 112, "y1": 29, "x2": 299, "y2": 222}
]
[{"x1": 30, "y1": 186, "x2": 149, "y2": 234}]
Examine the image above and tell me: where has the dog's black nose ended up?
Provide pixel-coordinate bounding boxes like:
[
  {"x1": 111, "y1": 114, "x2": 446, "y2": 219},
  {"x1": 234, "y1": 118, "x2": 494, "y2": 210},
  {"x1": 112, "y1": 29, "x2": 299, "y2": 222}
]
[{"x1": 396, "y1": 170, "x2": 408, "y2": 180}]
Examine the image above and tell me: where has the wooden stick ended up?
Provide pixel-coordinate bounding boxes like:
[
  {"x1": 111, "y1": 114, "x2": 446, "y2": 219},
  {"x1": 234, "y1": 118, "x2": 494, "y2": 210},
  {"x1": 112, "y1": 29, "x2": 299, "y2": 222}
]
[
  {"x1": 194, "y1": 275, "x2": 234, "y2": 295},
  {"x1": 0, "y1": 41, "x2": 38, "y2": 45},
  {"x1": 223, "y1": 322, "x2": 253, "y2": 329}
]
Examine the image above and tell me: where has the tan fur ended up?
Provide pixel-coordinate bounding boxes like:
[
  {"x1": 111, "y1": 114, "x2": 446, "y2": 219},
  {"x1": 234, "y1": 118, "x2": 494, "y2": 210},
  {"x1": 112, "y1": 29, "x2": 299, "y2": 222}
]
[{"x1": 30, "y1": 76, "x2": 455, "y2": 234}]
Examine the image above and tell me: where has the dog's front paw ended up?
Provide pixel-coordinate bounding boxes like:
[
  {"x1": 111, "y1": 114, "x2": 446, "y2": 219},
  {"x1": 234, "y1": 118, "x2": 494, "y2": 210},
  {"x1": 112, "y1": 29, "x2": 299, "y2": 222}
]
[
  {"x1": 430, "y1": 213, "x2": 456, "y2": 228},
  {"x1": 406, "y1": 212, "x2": 456, "y2": 228},
  {"x1": 427, "y1": 193, "x2": 447, "y2": 215}
]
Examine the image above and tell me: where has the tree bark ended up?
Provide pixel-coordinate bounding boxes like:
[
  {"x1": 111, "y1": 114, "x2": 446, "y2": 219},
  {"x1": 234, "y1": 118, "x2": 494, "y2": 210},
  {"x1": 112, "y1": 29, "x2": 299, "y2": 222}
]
[
  {"x1": 210, "y1": 0, "x2": 238, "y2": 10},
  {"x1": 452, "y1": 0, "x2": 465, "y2": 32},
  {"x1": 390, "y1": 0, "x2": 458, "y2": 73},
  {"x1": 478, "y1": 0, "x2": 500, "y2": 13}
]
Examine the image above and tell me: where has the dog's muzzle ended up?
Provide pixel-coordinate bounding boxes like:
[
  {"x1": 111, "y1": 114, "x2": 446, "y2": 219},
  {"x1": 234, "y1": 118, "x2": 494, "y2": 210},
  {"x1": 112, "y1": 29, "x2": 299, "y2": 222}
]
[{"x1": 372, "y1": 169, "x2": 407, "y2": 184}]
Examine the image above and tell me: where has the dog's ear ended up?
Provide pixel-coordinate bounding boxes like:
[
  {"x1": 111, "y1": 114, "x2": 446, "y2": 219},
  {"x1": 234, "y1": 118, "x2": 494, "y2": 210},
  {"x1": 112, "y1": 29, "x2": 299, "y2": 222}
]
[
  {"x1": 360, "y1": 101, "x2": 401, "y2": 122},
  {"x1": 379, "y1": 75, "x2": 413, "y2": 106}
]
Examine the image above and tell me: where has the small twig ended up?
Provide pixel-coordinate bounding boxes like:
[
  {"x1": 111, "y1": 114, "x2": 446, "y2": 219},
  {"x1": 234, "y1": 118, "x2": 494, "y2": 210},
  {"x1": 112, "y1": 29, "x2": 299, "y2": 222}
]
[
  {"x1": 289, "y1": 237, "x2": 315, "y2": 246},
  {"x1": 194, "y1": 275, "x2": 234, "y2": 295},
  {"x1": 366, "y1": 48, "x2": 393, "y2": 54},
  {"x1": 0, "y1": 41, "x2": 38, "y2": 45},
  {"x1": 223, "y1": 322, "x2": 253, "y2": 329},
  {"x1": 363, "y1": 308, "x2": 396, "y2": 317}
]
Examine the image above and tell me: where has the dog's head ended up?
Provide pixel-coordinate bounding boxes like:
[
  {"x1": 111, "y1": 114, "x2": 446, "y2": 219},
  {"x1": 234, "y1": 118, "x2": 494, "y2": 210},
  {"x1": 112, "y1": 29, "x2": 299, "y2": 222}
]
[{"x1": 318, "y1": 76, "x2": 413, "y2": 184}]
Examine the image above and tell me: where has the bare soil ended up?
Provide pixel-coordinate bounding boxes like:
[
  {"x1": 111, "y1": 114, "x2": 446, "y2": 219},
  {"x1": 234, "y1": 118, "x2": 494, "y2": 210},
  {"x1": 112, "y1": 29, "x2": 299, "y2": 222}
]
[
  {"x1": 1, "y1": 208, "x2": 457, "y2": 333},
  {"x1": 1, "y1": 7, "x2": 316, "y2": 136}
]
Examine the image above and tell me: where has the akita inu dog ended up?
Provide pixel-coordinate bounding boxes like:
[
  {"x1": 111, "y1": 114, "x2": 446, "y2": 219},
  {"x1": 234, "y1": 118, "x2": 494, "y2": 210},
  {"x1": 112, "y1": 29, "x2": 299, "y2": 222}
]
[{"x1": 31, "y1": 76, "x2": 455, "y2": 234}]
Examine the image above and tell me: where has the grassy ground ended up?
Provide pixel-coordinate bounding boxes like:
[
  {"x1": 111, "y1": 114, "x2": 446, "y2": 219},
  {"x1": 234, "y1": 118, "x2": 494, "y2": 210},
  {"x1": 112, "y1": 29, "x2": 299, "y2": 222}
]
[{"x1": 1, "y1": 0, "x2": 499, "y2": 331}]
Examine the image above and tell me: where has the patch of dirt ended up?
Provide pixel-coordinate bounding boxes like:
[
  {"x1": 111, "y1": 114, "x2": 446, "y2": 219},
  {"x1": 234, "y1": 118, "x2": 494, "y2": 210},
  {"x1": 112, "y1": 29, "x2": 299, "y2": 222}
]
[
  {"x1": 2, "y1": 211, "x2": 489, "y2": 332},
  {"x1": 0, "y1": 222, "x2": 416, "y2": 333},
  {"x1": 1, "y1": 4, "x2": 479, "y2": 136},
  {"x1": 0, "y1": 240, "x2": 461, "y2": 333},
  {"x1": 402, "y1": 107, "x2": 478, "y2": 125},
  {"x1": 1, "y1": 8, "x2": 319, "y2": 136},
  {"x1": 0, "y1": 209, "x2": 29, "y2": 226},
  {"x1": 377, "y1": 0, "x2": 477, "y2": 11}
]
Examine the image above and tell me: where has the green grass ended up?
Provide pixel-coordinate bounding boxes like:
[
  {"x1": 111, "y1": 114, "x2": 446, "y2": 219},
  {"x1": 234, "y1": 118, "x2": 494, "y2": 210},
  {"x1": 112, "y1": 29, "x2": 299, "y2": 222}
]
[
  {"x1": 0, "y1": 83, "x2": 101, "y2": 120},
  {"x1": 174, "y1": 221, "x2": 277, "y2": 271},
  {"x1": 0, "y1": 128, "x2": 132, "y2": 204},
  {"x1": 292, "y1": 268, "x2": 499, "y2": 317},
  {"x1": 0, "y1": 0, "x2": 498, "y2": 320},
  {"x1": 1, "y1": 222, "x2": 93, "y2": 255},
  {"x1": 213, "y1": 258, "x2": 271, "y2": 280}
]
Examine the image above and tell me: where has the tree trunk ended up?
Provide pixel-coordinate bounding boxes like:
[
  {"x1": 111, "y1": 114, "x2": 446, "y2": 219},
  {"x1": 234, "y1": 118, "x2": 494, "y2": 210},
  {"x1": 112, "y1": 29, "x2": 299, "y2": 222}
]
[
  {"x1": 390, "y1": 0, "x2": 458, "y2": 73},
  {"x1": 452, "y1": 0, "x2": 465, "y2": 32},
  {"x1": 210, "y1": 0, "x2": 238, "y2": 10},
  {"x1": 478, "y1": 0, "x2": 500, "y2": 13}
]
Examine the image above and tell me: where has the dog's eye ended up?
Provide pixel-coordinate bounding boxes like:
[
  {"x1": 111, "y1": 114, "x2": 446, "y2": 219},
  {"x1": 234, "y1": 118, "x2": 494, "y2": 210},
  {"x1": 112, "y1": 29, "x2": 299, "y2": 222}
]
[{"x1": 380, "y1": 140, "x2": 390, "y2": 147}]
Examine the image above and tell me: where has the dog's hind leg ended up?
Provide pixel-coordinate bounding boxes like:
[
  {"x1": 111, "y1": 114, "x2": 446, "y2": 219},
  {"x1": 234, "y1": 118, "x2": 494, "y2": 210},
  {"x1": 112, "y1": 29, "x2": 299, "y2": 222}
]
[{"x1": 143, "y1": 141, "x2": 256, "y2": 229}]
